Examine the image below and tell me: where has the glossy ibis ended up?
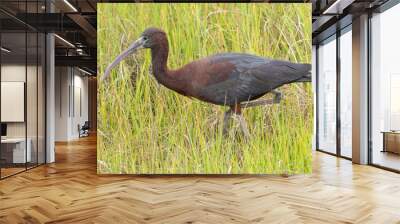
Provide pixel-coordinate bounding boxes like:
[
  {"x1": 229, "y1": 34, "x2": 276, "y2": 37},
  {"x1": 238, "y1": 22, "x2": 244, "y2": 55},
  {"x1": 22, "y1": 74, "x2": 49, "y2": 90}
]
[{"x1": 102, "y1": 27, "x2": 311, "y2": 137}]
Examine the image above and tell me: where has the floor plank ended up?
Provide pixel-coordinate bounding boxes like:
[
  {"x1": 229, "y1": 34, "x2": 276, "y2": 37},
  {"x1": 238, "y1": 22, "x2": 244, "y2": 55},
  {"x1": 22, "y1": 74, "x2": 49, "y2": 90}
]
[{"x1": 0, "y1": 135, "x2": 399, "y2": 224}]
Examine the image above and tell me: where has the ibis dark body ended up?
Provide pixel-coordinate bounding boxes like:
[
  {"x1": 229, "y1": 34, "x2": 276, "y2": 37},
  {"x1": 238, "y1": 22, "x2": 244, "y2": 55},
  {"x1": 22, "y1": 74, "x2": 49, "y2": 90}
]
[
  {"x1": 161, "y1": 53, "x2": 311, "y2": 106},
  {"x1": 103, "y1": 27, "x2": 311, "y2": 136}
]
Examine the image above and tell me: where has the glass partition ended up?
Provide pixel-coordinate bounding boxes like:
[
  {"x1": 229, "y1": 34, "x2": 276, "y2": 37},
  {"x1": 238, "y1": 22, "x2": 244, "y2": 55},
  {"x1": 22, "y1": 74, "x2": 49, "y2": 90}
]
[
  {"x1": 38, "y1": 32, "x2": 45, "y2": 165},
  {"x1": 371, "y1": 3, "x2": 400, "y2": 171},
  {"x1": 0, "y1": 1, "x2": 46, "y2": 179},
  {"x1": 27, "y1": 31, "x2": 38, "y2": 169},
  {"x1": 1, "y1": 30, "x2": 28, "y2": 177},
  {"x1": 339, "y1": 27, "x2": 352, "y2": 158},
  {"x1": 317, "y1": 35, "x2": 337, "y2": 154}
]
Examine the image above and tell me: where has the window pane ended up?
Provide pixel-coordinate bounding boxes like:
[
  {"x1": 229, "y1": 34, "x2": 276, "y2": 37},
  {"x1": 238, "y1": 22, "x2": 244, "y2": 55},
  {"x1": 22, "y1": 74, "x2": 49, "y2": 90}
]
[
  {"x1": 340, "y1": 28, "x2": 352, "y2": 158},
  {"x1": 27, "y1": 31, "x2": 38, "y2": 169},
  {"x1": 371, "y1": 3, "x2": 400, "y2": 171},
  {"x1": 1, "y1": 30, "x2": 27, "y2": 177},
  {"x1": 38, "y1": 32, "x2": 45, "y2": 165},
  {"x1": 318, "y1": 36, "x2": 337, "y2": 154}
]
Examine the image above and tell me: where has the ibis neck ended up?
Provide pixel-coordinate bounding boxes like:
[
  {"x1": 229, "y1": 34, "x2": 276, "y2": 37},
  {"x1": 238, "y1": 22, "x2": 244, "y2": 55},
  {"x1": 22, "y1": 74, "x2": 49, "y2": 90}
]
[
  {"x1": 150, "y1": 40, "x2": 185, "y2": 94},
  {"x1": 151, "y1": 41, "x2": 169, "y2": 81}
]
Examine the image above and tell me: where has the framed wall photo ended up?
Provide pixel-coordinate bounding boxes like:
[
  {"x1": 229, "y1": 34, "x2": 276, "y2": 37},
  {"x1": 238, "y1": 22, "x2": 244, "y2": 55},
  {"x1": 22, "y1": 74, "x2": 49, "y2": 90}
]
[
  {"x1": 97, "y1": 3, "x2": 312, "y2": 174},
  {"x1": 1, "y1": 82, "x2": 25, "y2": 122}
]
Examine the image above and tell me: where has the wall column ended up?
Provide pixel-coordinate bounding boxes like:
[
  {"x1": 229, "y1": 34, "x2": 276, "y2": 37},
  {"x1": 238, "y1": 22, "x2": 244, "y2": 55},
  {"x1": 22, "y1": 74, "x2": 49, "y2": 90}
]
[
  {"x1": 45, "y1": 1, "x2": 55, "y2": 163},
  {"x1": 352, "y1": 14, "x2": 369, "y2": 164},
  {"x1": 312, "y1": 45, "x2": 317, "y2": 151}
]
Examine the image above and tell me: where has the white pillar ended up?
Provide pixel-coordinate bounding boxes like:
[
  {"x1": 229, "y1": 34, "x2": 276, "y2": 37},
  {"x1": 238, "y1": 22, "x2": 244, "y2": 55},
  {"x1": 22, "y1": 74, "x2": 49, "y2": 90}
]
[
  {"x1": 46, "y1": 1, "x2": 55, "y2": 163},
  {"x1": 312, "y1": 45, "x2": 317, "y2": 151},
  {"x1": 352, "y1": 14, "x2": 369, "y2": 164},
  {"x1": 46, "y1": 33, "x2": 55, "y2": 163}
]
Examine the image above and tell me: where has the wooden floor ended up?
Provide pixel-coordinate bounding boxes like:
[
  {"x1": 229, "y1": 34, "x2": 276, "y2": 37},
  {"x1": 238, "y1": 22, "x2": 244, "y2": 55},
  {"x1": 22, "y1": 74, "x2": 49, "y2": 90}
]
[
  {"x1": 373, "y1": 151, "x2": 400, "y2": 171},
  {"x1": 0, "y1": 167, "x2": 26, "y2": 178},
  {"x1": 1, "y1": 163, "x2": 45, "y2": 178},
  {"x1": 1, "y1": 135, "x2": 400, "y2": 224}
]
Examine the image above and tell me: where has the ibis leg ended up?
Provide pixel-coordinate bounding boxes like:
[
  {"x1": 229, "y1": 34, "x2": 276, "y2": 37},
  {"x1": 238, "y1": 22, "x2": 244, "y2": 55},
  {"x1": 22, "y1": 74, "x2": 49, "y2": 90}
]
[
  {"x1": 231, "y1": 104, "x2": 250, "y2": 138},
  {"x1": 271, "y1": 90, "x2": 282, "y2": 103},
  {"x1": 236, "y1": 114, "x2": 250, "y2": 138},
  {"x1": 223, "y1": 109, "x2": 232, "y2": 135}
]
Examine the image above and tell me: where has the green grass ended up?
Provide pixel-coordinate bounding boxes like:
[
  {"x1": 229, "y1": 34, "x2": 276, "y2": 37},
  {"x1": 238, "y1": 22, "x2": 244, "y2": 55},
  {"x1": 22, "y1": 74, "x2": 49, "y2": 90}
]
[{"x1": 97, "y1": 3, "x2": 312, "y2": 174}]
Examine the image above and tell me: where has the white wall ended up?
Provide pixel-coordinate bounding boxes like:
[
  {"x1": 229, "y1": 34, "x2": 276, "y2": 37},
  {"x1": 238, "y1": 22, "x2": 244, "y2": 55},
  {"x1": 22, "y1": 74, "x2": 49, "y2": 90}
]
[
  {"x1": 55, "y1": 67, "x2": 69, "y2": 141},
  {"x1": 72, "y1": 73, "x2": 89, "y2": 138},
  {"x1": 1, "y1": 63, "x2": 46, "y2": 164},
  {"x1": 1, "y1": 65, "x2": 26, "y2": 139},
  {"x1": 1, "y1": 65, "x2": 40, "y2": 137},
  {"x1": 54, "y1": 67, "x2": 89, "y2": 141},
  {"x1": 1, "y1": 65, "x2": 25, "y2": 81}
]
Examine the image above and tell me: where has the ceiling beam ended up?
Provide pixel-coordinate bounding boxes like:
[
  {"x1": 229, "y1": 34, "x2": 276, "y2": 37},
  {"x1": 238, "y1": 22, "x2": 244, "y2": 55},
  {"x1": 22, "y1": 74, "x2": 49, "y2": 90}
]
[
  {"x1": 55, "y1": 55, "x2": 96, "y2": 71},
  {"x1": 67, "y1": 14, "x2": 96, "y2": 37},
  {"x1": 322, "y1": 0, "x2": 356, "y2": 15},
  {"x1": 312, "y1": 15, "x2": 336, "y2": 33},
  {"x1": 13, "y1": 13, "x2": 82, "y2": 32}
]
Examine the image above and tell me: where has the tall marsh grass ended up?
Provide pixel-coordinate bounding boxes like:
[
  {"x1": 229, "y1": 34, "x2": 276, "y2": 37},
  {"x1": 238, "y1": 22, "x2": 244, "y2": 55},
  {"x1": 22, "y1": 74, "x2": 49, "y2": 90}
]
[{"x1": 97, "y1": 3, "x2": 312, "y2": 174}]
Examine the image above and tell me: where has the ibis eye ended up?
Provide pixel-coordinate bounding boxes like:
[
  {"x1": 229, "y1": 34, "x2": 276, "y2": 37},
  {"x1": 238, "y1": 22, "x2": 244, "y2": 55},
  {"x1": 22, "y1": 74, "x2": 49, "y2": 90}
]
[{"x1": 143, "y1": 36, "x2": 148, "y2": 41}]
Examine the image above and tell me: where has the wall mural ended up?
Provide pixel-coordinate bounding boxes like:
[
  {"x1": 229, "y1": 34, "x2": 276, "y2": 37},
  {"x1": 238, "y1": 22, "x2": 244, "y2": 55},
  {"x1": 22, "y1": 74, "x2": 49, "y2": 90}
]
[{"x1": 97, "y1": 3, "x2": 312, "y2": 174}]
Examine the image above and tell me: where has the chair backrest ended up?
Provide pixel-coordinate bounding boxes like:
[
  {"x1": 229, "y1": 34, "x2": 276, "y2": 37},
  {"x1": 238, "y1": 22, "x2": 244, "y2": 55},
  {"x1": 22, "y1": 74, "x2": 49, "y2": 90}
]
[{"x1": 82, "y1": 121, "x2": 90, "y2": 129}]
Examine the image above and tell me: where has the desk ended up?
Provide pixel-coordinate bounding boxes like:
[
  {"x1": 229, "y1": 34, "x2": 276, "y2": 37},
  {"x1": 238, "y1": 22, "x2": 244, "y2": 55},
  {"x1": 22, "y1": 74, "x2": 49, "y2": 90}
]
[
  {"x1": 1, "y1": 138, "x2": 31, "y2": 163},
  {"x1": 382, "y1": 131, "x2": 400, "y2": 154}
]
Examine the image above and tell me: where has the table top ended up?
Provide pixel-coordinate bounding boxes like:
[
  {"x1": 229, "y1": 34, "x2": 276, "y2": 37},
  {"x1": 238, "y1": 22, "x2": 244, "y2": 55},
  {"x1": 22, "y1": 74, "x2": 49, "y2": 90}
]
[
  {"x1": 381, "y1": 131, "x2": 400, "y2": 134},
  {"x1": 1, "y1": 138, "x2": 30, "y2": 143}
]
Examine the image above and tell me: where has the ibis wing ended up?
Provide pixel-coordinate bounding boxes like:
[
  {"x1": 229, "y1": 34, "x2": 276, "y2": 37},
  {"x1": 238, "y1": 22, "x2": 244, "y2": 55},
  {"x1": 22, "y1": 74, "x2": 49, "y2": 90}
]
[{"x1": 197, "y1": 53, "x2": 310, "y2": 106}]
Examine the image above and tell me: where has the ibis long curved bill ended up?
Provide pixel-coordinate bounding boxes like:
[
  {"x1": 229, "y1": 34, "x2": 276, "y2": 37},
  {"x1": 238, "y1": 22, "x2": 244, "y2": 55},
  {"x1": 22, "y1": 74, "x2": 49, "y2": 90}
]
[{"x1": 101, "y1": 37, "x2": 145, "y2": 81}]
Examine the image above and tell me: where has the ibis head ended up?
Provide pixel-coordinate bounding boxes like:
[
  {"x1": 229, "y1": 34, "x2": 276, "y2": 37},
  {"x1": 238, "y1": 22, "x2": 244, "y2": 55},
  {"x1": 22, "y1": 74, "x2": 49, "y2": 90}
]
[{"x1": 102, "y1": 28, "x2": 166, "y2": 81}]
